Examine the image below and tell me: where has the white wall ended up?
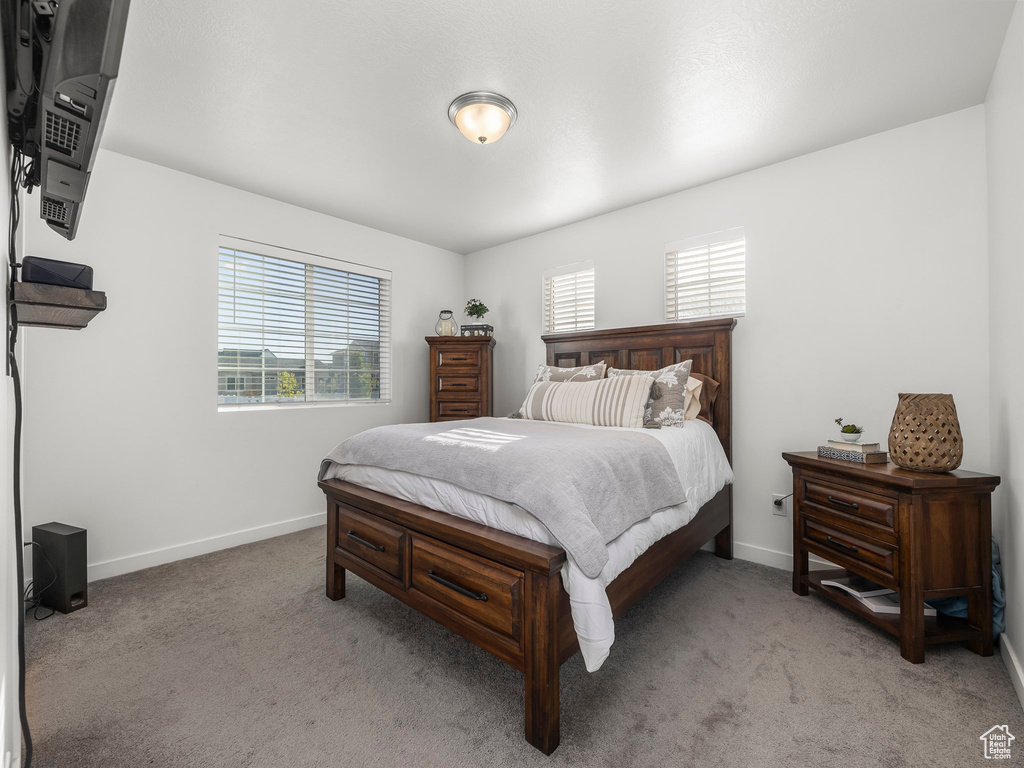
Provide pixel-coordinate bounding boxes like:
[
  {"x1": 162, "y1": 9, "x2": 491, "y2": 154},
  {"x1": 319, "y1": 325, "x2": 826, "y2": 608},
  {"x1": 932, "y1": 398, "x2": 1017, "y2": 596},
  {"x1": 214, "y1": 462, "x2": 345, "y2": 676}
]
[
  {"x1": 986, "y1": 0, "x2": 1024, "y2": 707},
  {"x1": 466, "y1": 107, "x2": 992, "y2": 569},
  {"x1": 20, "y1": 150, "x2": 464, "y2": 579}
]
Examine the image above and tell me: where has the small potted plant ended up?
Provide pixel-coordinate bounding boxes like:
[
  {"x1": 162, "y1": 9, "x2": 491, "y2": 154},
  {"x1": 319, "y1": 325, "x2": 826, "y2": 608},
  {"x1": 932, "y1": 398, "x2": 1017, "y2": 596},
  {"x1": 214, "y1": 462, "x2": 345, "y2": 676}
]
[
  {"x1": 462, "y1": 299, "x2": 493, "y2": 337},
  {"x1": 835, "y1": 417, "x2": 865, "y2": 443}
]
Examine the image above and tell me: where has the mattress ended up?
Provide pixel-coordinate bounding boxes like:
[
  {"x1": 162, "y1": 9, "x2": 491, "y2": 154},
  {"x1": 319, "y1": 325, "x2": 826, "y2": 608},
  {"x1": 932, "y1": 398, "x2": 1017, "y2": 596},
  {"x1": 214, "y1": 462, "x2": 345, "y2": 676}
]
[{"x1": 324, "y1": 418, "x2": 733, "y2": 671}]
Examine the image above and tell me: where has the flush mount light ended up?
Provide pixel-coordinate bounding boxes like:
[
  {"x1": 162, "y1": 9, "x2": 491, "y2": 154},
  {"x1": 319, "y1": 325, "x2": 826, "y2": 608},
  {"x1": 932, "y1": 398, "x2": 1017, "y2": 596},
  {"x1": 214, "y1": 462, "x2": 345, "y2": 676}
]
[{"x1": 448, "y1": 91, "x2": 517, "y2": 145}]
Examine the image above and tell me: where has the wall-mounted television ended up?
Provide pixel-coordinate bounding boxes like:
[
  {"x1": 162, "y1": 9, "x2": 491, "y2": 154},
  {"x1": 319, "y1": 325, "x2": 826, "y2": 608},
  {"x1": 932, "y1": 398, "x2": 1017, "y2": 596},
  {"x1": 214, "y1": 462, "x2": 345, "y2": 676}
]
[{"x1": 3, "y1": 0, "x2": 131, "y2": 240}]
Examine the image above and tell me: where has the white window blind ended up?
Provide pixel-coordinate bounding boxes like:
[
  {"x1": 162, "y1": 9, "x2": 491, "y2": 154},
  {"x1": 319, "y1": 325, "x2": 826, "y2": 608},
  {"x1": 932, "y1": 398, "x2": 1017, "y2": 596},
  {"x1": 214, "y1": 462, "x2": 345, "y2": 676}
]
[
  {"x1": 217, "y1": 237, "x2": 392, "y2": 409},
  {"x1": 665, "y1": 228, "x2": 745, "y2": 320},
  {"x1": 543, "y1": 262, "x2": 595, "y2": 334}
]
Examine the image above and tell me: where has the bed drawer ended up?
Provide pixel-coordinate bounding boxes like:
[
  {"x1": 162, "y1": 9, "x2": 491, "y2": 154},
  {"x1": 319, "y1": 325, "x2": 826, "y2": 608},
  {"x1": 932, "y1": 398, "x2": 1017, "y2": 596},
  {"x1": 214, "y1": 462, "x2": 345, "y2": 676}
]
[
  {"x1": 802, "y1": 516, "x2": 898, "y2": 584},
  {"x1": 336, "y1": 503, "x2": 408, "y2": 586},
  {"x1": 803, "y1": 478, "x2": 896, "y2": 532},
  {"x1": 409, "y1": 535, "x2": 523, "y2": 643}
]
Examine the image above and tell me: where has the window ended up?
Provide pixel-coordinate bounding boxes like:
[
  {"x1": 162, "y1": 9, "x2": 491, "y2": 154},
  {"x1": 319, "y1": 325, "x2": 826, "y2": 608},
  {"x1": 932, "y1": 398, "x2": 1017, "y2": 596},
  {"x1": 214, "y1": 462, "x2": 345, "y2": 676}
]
[
  {"x1": 665, "y1": 227, "x2": 745, "y2": 320},
  {"x1": 543, "y1": 262, "x2": 595, "y2": 334},
  {"x1": 217, "y1": 237, "x2": 391, "y2": 408}
]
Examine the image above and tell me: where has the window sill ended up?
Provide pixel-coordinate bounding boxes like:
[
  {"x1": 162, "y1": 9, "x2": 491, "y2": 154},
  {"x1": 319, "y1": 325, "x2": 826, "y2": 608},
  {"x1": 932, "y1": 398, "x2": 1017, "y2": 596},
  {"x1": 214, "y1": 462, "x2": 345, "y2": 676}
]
[{"x1": 218, "y1": 400, "x2": 392, "y2": 413}]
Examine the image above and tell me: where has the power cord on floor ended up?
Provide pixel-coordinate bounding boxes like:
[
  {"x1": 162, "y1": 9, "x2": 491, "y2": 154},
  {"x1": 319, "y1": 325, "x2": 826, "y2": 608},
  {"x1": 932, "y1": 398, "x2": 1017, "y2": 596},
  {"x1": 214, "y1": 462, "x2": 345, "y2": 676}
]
[{"x1": 23, "y1": 541, "x2": 56, "y2": 621}]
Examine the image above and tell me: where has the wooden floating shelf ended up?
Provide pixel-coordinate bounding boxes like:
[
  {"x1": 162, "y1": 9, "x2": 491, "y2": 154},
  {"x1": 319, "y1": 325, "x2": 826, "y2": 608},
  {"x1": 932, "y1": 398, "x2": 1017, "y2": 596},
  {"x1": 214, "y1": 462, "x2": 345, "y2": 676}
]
[{"x1": 12, "y1": 281, "x2": 107, "y2": 330}]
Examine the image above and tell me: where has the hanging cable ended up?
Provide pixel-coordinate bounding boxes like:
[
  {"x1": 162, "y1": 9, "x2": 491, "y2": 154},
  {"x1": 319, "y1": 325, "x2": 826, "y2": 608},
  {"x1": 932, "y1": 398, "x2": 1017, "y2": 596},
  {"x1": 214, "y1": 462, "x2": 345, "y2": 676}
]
[{"x1": 9, "y1": 144, "x2": 34, "y2": 768}]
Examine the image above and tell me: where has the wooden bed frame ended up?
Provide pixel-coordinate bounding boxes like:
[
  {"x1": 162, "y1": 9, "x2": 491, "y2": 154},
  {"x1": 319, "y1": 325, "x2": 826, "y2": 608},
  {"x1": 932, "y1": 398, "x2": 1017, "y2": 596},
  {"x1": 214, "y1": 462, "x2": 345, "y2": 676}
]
[{"x1": 318, "y1": 318, "x2": 736, "y2": 754}]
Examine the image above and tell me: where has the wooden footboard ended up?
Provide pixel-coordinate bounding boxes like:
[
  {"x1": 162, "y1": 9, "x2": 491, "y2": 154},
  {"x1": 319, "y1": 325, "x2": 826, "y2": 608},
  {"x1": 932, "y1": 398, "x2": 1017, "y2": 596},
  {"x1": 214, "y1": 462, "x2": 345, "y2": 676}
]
[{"x1": 320, "y1": 477, "x2": 731, "y2": 754}]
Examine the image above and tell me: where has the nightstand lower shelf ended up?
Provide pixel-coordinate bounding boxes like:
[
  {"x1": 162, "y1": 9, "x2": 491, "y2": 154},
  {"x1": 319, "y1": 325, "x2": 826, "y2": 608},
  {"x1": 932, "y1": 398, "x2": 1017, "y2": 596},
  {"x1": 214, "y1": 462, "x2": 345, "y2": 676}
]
[{"x1": 806, "y1": 569, "x2": 981, "y2": 645}]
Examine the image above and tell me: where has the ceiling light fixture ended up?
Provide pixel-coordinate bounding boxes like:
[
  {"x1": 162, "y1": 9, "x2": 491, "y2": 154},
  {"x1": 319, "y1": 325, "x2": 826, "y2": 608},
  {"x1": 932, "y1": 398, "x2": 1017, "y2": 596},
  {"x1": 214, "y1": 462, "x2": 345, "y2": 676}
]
[{"x1": 448, "y1": 91, "x2": 517, "y2": 145}]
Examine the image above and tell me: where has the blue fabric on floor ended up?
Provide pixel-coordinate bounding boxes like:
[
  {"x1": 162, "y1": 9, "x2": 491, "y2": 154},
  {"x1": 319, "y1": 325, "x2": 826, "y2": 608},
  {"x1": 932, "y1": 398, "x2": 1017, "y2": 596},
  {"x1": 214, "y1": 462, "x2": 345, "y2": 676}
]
[{"x1": 926, "y1": 538, "x2": 1004, "y2": 639}]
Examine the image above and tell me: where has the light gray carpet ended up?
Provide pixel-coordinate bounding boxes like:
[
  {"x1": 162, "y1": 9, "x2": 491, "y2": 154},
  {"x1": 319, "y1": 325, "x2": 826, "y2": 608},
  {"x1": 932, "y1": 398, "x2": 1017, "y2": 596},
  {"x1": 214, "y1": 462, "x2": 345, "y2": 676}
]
[{"x1": 25, "y1": 527, "x2": 1022, "y2": 767}]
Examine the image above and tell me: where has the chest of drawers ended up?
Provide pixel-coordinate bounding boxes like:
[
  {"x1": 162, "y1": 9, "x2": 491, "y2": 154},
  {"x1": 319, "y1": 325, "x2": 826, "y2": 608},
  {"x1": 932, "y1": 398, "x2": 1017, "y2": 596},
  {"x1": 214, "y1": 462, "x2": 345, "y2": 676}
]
[
  {"x1": 426, "y1": 336, "x2": 495, "y2": 422},
  {"x1": 783, "y1": 451, "x2": 999, "y2": 663}
]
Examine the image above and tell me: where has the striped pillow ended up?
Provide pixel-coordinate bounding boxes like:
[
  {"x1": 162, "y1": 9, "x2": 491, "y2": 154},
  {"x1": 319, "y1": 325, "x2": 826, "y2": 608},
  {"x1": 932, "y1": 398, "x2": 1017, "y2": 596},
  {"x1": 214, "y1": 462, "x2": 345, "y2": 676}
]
[
  {"x1": 516, "y1": 375, "x2": 655, "y2": 428},
  {"x1": 608, "y1": 360, "x2": 694, "y2": 428}
]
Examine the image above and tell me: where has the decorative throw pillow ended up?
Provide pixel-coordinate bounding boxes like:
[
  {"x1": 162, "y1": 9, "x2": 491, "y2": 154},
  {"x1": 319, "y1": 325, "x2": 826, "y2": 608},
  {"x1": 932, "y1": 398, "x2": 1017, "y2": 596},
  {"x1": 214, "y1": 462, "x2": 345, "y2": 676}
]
[
  {"x1": 683, "y1": 376, "x2": 703, "y2": 421},
  {"x1": 533, "y1": 362, "x2": 606, "y2": 383},
  {"x1": 607, "y1": 360, "x2": 694, "y2": 427},
  {"x1": 689, "y1": 372, "x2": 720, "y2": 425},
  {"x1": 515, "y1": 375, "x2": 655, "y2": 428}
]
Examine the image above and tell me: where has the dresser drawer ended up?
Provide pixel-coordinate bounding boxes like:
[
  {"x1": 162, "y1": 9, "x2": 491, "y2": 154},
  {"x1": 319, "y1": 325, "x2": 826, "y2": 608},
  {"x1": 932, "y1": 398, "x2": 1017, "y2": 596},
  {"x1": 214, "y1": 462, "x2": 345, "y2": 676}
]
[
  {"x1": 437, "y1": 375, "x2": 480, "y2": 394},
  {"x1": 802, "y1": 516, "x2": 898, "y2": 583},
  {"x1": 336, "y1": 503, "x2": 408, "y2": 586},
  {"x1": 410, "y1": 535, "x2": 523, "y2": 643},
  {"x1": 803, "y1": 479, "x2": 896, "y2": 531},
  {"x1": 436, "y1": 347, "x2": 481, "y2": 369},
  {"x1": 436, "y1": 401, "x2": 481, "y2": 419}
]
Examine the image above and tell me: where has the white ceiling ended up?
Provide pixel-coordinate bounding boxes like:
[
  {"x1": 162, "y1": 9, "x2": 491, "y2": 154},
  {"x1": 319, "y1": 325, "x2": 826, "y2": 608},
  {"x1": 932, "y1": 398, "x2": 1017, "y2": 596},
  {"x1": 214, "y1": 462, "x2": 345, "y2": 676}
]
[{"x1": 102, "y1": 0, "x2": 1016, "y2": 254}]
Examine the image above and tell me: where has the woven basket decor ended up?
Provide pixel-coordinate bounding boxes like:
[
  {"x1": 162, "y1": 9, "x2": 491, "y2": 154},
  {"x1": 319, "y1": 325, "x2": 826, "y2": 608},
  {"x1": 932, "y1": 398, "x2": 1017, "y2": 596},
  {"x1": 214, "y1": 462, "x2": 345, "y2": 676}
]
[{"x1": 888, "y1": 393, "x2": 963, "y2": 472}]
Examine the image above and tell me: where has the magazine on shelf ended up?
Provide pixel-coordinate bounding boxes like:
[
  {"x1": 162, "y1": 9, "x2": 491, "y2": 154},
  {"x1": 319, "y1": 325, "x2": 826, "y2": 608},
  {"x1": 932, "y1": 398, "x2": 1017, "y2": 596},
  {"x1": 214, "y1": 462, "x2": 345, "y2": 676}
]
[
  {"x1": 820, "y1": 574, "x2": 894, "y2": 598},
  {"x1": 820, "y1": 575, "x2": 936, "y2": 616}
]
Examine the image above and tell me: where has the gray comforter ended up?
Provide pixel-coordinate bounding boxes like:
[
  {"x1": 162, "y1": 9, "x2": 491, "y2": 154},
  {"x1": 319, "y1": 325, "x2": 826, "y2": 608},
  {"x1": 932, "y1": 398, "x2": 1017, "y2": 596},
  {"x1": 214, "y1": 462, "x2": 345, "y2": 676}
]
[{"x1": 319, "y1": 417, "x2": 686, "y2": 578}]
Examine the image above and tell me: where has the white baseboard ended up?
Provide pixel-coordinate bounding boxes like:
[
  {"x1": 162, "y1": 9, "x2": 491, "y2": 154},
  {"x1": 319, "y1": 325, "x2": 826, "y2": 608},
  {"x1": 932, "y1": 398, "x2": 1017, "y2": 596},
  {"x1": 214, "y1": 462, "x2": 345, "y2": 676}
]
[
  {"x1": 82, "y1": 525, "x2": 837, "y2": 584},
  {"x1": 1000, "y1": 633, "x2": 1024, "y2": 712},
  {"x1": 733, "y1": 540, "x2": 834, "y2": 571},
  {"x1": 87, "y1": 511, "x2": 326, "y2": 582}
]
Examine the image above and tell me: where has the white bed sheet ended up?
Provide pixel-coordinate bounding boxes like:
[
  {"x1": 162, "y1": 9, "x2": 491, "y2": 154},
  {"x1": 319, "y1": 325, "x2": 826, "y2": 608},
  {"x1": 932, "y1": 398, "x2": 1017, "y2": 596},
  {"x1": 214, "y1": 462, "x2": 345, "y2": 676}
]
[{"x1": 325, "y1": 418, "x2": 733, "y2": 671}]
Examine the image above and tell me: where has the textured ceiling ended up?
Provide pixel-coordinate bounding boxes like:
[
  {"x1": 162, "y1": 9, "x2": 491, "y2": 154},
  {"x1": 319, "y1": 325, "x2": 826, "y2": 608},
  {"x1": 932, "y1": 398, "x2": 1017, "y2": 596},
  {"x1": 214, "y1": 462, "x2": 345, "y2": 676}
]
[{"x1": 101, "y1": 0, "x2": 1016, "y2": 254}]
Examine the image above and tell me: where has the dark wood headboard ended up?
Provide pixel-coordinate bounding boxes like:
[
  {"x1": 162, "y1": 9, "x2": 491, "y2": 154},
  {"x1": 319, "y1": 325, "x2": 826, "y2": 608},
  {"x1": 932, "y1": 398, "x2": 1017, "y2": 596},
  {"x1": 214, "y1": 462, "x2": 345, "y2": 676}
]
[{"x1": 542, "y1": 318, "x2": 737, "y2": 461}]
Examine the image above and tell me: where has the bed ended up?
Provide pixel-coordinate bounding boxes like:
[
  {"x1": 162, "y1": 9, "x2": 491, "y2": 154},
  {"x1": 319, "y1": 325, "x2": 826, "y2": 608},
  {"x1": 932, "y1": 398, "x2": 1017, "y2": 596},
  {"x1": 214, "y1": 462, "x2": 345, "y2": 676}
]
[{"x1": 317, "y1": 318, "x2": 736, "y2": 754}]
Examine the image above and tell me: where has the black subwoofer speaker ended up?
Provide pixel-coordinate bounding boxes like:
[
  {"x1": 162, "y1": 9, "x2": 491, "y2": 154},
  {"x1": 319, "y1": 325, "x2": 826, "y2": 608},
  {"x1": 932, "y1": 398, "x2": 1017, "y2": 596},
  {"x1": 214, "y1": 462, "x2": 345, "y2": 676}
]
[{"x1": 32, "y1": 522, "x2": 88, "y2": 614}]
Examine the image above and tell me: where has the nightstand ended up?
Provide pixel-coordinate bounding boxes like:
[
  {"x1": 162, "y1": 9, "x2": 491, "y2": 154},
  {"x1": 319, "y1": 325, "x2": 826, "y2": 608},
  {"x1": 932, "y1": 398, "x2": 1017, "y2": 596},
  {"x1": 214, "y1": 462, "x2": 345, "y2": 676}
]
[{"x1": 782, "y1": 451, "x2": 999, "y2": 663}]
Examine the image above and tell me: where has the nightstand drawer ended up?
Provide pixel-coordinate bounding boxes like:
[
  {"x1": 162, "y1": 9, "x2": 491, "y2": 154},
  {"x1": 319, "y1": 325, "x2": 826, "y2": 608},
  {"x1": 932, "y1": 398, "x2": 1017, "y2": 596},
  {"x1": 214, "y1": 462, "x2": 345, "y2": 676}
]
[
  {"x1": 804, "y1": 479, "x2": 896, "y2": 531},
  {"x1": 802, "y1": 517, "x2": 897, "y2": 583}
]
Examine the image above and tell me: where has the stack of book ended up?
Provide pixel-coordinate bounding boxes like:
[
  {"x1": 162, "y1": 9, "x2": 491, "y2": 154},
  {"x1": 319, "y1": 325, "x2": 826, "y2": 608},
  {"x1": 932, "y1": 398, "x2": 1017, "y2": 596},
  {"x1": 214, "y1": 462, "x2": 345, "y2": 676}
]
[{"x1": 817, "y1": 440, "x2": 888, "y2": 464}]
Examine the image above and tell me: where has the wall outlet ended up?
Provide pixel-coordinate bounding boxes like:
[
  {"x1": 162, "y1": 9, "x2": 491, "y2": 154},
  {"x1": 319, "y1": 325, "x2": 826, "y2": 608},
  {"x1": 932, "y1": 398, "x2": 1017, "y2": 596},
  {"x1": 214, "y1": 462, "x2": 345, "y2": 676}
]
[{"x1": 772, "y1": 493, "x2": 790, "y2": 517}]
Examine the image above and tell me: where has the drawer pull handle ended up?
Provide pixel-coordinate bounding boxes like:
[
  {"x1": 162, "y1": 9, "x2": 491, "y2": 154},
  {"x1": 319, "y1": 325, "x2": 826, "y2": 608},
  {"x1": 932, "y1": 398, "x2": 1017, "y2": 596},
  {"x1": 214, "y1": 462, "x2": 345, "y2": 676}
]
[
  {"x1": 827, "y1": 496, "x2": 859, "y2": 510},
  {"x1": 428, "y1": 569, "x2": 488, "y2": 602},
  {"x1": 450, "y1": 382, "x2": 468, "y2": 387},
  {"x1": 826, "y1": 535, "x2": 859, "y2": 554},
  {"x1": 346, "y1": 531, "x2": 385, "y2": 552}
]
